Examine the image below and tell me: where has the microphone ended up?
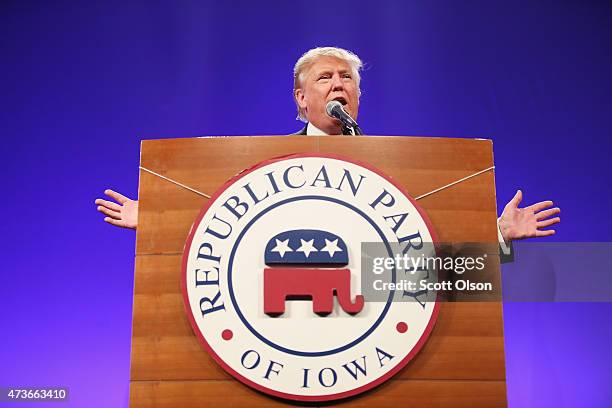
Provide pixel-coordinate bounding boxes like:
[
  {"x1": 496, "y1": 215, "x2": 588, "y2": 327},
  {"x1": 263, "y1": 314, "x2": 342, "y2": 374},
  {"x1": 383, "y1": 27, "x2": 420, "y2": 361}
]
[{"x1": 325, "y1": 101, "x2": 363, "y2": 135}]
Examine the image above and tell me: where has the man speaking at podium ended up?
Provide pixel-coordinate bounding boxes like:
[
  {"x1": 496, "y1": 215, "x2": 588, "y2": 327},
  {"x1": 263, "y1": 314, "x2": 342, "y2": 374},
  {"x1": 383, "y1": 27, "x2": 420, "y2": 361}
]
[{"x1": 94, "y1": 46, "x2": 560, "y2": 247}]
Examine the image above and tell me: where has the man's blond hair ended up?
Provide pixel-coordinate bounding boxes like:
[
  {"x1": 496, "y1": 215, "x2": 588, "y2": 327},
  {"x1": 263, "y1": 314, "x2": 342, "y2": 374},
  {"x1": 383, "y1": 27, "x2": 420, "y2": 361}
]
[{"x1": 293, "y1": 47, "x2": 363, "y2": 122}]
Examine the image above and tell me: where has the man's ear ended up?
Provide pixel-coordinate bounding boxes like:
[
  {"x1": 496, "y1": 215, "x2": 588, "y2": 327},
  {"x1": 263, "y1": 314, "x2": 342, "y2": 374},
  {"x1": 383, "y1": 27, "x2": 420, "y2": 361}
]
[{"x1": 294, "y1": 88, "x2": 306, "y2": 110}]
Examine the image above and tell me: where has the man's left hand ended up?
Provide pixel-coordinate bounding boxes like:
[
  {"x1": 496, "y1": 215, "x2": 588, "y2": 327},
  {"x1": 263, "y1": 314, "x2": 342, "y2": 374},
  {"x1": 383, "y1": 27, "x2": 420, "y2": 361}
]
[{"x1": 498, "y1": 190, "x2": 560, "y2": 242}]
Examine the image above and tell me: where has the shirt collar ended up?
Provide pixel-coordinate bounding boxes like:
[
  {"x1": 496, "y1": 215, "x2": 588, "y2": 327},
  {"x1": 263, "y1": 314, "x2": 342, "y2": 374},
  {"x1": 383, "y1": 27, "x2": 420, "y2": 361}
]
[
  {"x1": 306, "y1": 122, "x2": 328, "y2": 136},
  {"x1": 306, "y1": 122, "x2": 355, "y2": 136}
]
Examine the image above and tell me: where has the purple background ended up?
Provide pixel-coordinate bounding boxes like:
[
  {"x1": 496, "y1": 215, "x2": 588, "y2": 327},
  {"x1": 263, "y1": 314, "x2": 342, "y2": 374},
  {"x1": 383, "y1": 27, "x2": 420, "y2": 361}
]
[{"x1": 2, "y1": 1, "x2": 611, "y2": 406}]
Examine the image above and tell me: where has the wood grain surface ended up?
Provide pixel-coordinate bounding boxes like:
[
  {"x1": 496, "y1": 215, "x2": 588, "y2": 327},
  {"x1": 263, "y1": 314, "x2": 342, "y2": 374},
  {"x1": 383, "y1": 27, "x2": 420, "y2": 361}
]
[{"x1": 131, "y1": 135, "x2": 507, "y2": 407}]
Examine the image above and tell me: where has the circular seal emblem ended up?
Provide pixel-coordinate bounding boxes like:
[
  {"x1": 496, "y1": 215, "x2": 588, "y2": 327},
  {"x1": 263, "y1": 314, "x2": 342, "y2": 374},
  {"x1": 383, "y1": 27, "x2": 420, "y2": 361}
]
[{"x1": 182, "y1": 154, "x2": 439, "y2": 401}]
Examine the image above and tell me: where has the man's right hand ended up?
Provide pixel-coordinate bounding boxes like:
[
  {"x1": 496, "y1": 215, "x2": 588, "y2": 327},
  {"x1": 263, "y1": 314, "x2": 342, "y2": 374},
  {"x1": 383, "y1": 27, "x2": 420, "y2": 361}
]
[{"x1": 95, "y1": 189, "x2": 138, "y2": 229}]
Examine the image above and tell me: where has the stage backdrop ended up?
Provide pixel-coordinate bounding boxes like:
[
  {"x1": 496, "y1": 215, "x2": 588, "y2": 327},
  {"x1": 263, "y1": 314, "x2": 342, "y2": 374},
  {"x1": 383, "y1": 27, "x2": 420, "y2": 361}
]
[{"x1": 1, "y1": 1, "x2": 611, "y2": 407}]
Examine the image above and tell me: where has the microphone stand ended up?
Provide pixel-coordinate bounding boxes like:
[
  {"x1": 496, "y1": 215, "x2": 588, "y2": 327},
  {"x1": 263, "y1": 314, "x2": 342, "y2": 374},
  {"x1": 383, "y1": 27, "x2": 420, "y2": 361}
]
[
  {"x1": 352, "y1": 125, "x2": 364, "y2": 135},
  {"x1": 342, "y1": 124, "x2": 364, "y2": 136}
]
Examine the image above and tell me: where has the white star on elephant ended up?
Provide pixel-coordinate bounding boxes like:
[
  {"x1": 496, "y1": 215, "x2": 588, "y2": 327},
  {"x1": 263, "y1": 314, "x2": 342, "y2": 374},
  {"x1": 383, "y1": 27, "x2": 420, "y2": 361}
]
[
  {"x1": 271, "y1": 239, "x2": 293, "y2": 257},
  {"x1": 296, "y1": 239, "x2": 318, "y2": 258},
  {"x1": 321, "y1": 238, "x2": 343, "y2": 257}
]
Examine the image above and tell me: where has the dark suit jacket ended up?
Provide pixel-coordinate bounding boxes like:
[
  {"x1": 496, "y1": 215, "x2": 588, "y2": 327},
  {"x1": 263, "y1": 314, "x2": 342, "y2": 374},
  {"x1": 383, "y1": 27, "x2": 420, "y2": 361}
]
[{"x1": 293, "y1": 126, "x2": 308, "y2": 135}]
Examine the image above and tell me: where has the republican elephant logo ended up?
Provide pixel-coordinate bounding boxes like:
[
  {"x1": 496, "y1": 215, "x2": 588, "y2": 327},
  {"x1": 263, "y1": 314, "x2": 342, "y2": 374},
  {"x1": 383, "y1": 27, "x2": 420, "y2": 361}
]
[{"x1": 263, "y1": 229, "x2": 364, "y2": 316}]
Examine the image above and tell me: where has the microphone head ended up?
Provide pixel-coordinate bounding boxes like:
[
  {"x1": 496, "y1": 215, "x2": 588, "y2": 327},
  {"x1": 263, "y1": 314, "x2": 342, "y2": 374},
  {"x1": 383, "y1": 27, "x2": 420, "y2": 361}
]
[{"x1": 325, "y1": 100, "x2": 343, "y2": 118}]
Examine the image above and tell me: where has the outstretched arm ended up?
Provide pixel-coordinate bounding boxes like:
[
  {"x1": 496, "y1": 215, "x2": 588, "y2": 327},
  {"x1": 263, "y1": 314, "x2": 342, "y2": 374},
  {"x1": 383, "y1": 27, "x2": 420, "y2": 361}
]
[
  {"x1": 95, "y1": 189, "x2": 138, "y2": 229},
  {"x1": 498, "y1": 190, "x2": 560, "y2": 242}
]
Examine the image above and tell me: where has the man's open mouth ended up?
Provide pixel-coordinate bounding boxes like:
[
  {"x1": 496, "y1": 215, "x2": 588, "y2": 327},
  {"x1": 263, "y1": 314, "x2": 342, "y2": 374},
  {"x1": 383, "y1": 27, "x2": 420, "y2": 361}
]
[{"x1": 331, "y1": 97, "x2": 347, "y2": 106}]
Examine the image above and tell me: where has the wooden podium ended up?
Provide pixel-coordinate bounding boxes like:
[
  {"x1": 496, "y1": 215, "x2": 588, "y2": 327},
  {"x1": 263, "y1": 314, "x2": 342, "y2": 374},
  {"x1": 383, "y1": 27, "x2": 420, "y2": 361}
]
[{"x1": 129, "y1": 136, "x2": 507, "y2": 407}]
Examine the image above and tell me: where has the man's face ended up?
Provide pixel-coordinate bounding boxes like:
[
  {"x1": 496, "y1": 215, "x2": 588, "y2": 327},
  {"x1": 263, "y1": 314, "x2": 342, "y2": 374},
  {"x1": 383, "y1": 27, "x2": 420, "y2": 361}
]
[{"x1": 295, "y1": 56, "x2": 360, "y2": 134}]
